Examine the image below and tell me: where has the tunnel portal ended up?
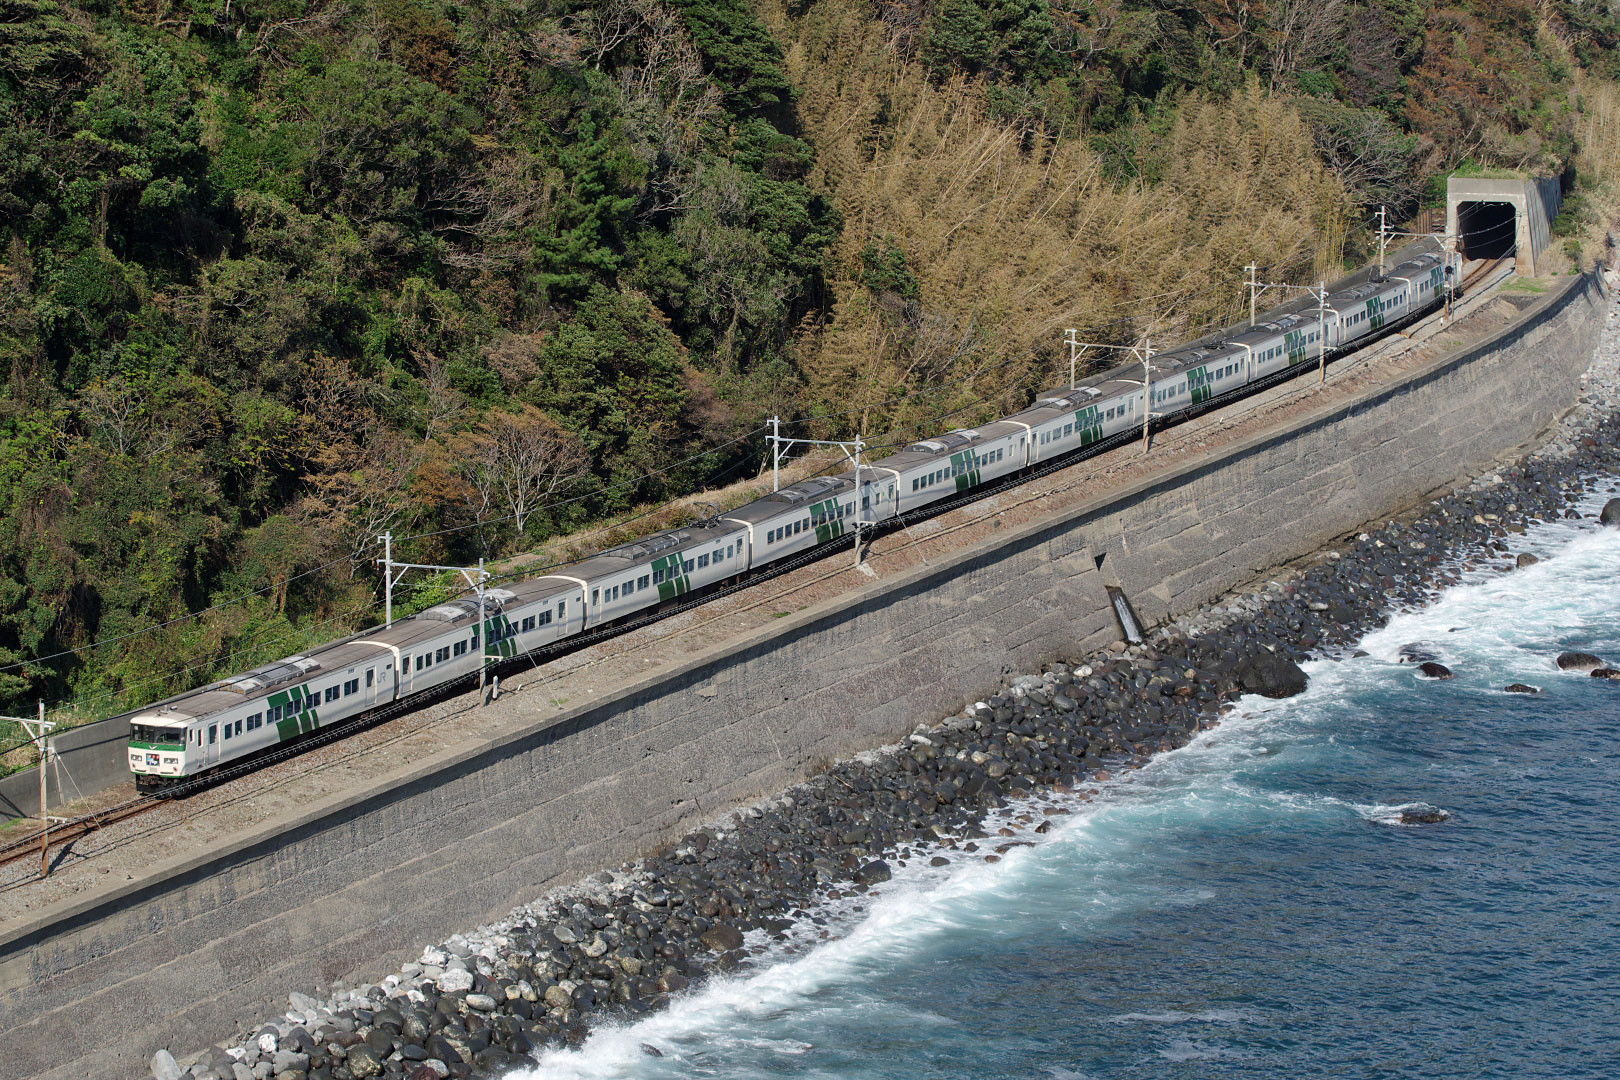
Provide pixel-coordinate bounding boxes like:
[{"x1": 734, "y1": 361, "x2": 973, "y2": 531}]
[{"x1": 1456, "y1": 200, "x2": 1518, "y2": 261}]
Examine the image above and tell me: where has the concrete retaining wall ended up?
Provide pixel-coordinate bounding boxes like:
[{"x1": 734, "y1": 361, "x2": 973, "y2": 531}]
[
  {"x1": 0, "y1": 716, "x2": 130, "y2": 820},
  {"x1": 0, "y1": 270, "x2": 1606, "y2": 1080}
]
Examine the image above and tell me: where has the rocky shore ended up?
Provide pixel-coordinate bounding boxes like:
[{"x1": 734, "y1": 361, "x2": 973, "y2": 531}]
[{"x1": 150, "y1": 292, "x2": 1620, "y2": 1080}]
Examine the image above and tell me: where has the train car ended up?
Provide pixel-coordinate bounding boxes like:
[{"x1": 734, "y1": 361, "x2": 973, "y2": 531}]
[
  {"x1": 888, "y1": 420, "x2": 1032, "y2": 498},
  {"x1": 1147, "y1": 341, "x2": 1250, "y2": 409},
  {"x1": 127, "y1": 636, "x2": 401, "y2": 791},
  {"x1": 1387, "y1": 252, "x2": 1450, "y2": 314},
  {"x1": 1007, "y1": 374, "x2": 1145, "y2": 465},
  {"x1": 724, "y1": 476, "x2": 859, "y2": 569},
  {"x1": 533, "y1": 520, "x2": 749, "y2": 631},
  {"x1": 484, "y1": 577, "x2": 583, "y2": 660},
  {"x1": 1135, "y1": 338, "x2": 1247, "y2": 424},
  {"x1": 863, "y1": 443, "x2": 980, "y2": 515},
  {"x1": 1228, "y1": 312, "x2": 1330, "y2": 380}
]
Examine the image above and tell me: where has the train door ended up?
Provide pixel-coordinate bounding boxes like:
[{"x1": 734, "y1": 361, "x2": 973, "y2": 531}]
[{"x1": 204, "y1": 722, "x2": 220, "y2": 767}]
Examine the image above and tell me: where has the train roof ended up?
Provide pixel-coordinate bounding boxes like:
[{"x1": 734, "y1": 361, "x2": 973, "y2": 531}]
[
  {"x1": 1149, "y1": 340, "x2": 1247, "y2": 377},
  {"x1": 896, "y1": 420, "x2": 1030, "y2": 455},
  {"x1": 1224, "y1": 312, "x2": 1318, "y2": 347},
  {"x1": 132, "y1": 633, "x2": 401, "y2": 725},
  {"x1": 536, "y1": 518, "x2": 747, "y2": 581},
  {"x1": 723, "y1": 475, "x2": 855, "y2": 524}
]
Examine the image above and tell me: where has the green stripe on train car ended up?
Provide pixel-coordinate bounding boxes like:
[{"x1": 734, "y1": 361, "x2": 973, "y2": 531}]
[
  {"x1": 1074, "y1": 405, "x2": 1103, "y2": 444},
  {"x1": 811, "y1": 496, "x2": 847, "y2": 543},
  {"x1": 652, "y1": 552, "x2": 688, "y2": 601},
  {"x1": 1285, "y1": 328, "x2": 1307, "y2": 364}
]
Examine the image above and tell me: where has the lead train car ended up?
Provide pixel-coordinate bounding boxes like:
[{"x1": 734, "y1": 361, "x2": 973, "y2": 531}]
[
  {"x1": 128, "y1": 247, "x2": 1459, "y2": 790},
  {"x1": 127, "y1": 584, "x2": 580, "y2": 790}
]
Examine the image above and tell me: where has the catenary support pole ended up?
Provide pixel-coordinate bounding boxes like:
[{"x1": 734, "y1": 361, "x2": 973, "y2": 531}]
[
  {"x1": 37, "y1": 700, "x2": 46, "y2": 877},
  {"x1": 477, "y1": 557, "x2": 487, "y2": 706},
  {"x1": 1377, "y1": 205, "x2": 1389, "y2": 278},
  {"x1": 768, "y1": 415, "x2": 780, "y2": 492},
  {"x1": 852, "y1": 437, "x2": 864, "y2": 567},
  {"x1": 1141, "y1": 339, "x2": 1153, "y2": 451},
  {"x1": 378, "y1": 531, "x2": 394, "y2": 628},
  {"x1": 1317, "y1": 283, "x2": 1328, "y2": 386}
]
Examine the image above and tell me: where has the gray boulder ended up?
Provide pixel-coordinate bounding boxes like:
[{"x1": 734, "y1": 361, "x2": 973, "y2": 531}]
[
  {"x1": 435, "y1": 968, "x2": 474, "y2": 993},
  {"x1": 152, "y1": 1050, "x2": 184, "y2": 1080},
  {"x1": 1237, "y1": 652, "x2": 1308, "y2": 698}
]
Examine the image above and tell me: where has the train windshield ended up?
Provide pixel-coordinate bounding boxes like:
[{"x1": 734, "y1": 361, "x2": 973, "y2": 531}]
[{"x1": 131, "y1": 723, "x2": 183, "y2": 746}]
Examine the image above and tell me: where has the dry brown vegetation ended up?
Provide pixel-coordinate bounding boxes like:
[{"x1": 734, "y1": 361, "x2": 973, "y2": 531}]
[{"x1": 763, "y1": 0, "x2": 1353, "y2": 444}]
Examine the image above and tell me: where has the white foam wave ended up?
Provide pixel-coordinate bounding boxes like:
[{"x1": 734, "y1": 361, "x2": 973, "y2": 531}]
[
  {"x1": 512, "y1": 483, "x2": 1619, "y2": 1079},
  {"x1": 1111, "y1": 1008, "x2": 1258, "y2": 1025},
  {"x1": 1156, "y1": 1037, "x2": 1248, "y2": 1062}
]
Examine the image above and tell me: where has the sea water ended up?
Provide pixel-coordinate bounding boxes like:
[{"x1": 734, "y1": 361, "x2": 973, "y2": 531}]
[{"x1": 516, "y1": 485, "x2": 1620, "y2": 1080}]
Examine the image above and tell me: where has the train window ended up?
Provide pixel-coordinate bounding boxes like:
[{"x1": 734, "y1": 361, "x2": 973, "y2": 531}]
[
  {"x1": 523, "y1": 616, "x2": 536, "y2": 631},
  {"x1": 452, "y1": 641, "x2": 464, "y2": 657},
  {"x1": 208, "y1": 724, "x2": 218, "y2": 744},
  {"x1": 346, "y1": 678, "x2": 359, "y2": 694},
  {"x1": 425, "y1": 653, "x2": 434, "y2": 667},
  {"x1": 235, "y1": 720, "x2": 243, "y2": 736},
  {"x1": 912, "y1": 479, "x2": 918, "y2": 491},
  {"x1": 416, "y1": 654, "x2": 425, "y2": 671},
  {"x1": 698, "y1": 554, "x2": 709, "y2": 569},
  {"x1": 683, "y1": 558, "x2": 695, "y2": 571},
  {"x1": 558, "y1": 600, "x2": 567, "y2": 618},
  {"x1": 538, "y1": 610, "x2": 552, "y2": 626},
  {"x1": 366, "y1": 670, "x2": 374, "y2": 688},
  {"x1": 324, "y1": 686, "x2": 338, "y2": 703},
  {"x1": 592, "y1": 588, "x2": 600, "y2": 605},
  {"x1": 655, "y1": 566, "x2": 667, "y2": 582},
  {"x1": 223, "y1": 723, "x2": 232, "y2": 740},
  {"x1": 640, "y1": 574, "x2": 651, "y2": 588},
  {"x1": 713, "y1": 546, "x2": 723, "y2": 561}
]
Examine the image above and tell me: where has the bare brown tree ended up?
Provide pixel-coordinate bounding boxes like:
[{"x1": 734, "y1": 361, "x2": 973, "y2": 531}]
[
  {"x1": 1266, "y1": 0, "x2": 1344, "y2": 90},
  {"x1": 300, "y1": 430, "x2": 425, "y2": 578},
  {"x1": 460, "y1": 405, "x2": 590, "y2": 540},
  {"x1": 77, "y1": 376, "x2": 145, "y2": 455}
]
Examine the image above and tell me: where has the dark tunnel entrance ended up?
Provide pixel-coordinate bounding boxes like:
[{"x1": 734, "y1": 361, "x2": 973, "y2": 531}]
[{"x1": 1457, "y1": 200, "x2": 1518, "y2": 261}]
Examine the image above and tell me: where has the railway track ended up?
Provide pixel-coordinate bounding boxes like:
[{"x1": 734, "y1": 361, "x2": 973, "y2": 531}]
[{"x1": 0, "y1": 263, "x2": 1508, "y2": 881}]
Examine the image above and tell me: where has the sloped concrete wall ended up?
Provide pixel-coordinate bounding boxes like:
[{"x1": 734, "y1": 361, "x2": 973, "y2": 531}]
[{"x1": 0, "y1": 270, "x2": 1606, "y2": 1080}]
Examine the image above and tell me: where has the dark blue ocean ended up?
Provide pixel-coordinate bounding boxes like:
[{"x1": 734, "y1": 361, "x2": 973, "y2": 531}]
[{"x1": 519, "y1": 486, "x2": 1620, "y2": 1080}]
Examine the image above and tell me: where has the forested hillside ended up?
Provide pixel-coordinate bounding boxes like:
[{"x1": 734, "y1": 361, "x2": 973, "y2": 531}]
[{"x1": 0, "y1": 0, "x2": 1617, "y2": 737}]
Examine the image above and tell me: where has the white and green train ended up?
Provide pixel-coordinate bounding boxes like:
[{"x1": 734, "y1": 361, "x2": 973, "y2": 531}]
[{"x1": 128, "y1": 248, "x2": 1458, "y2": 792}]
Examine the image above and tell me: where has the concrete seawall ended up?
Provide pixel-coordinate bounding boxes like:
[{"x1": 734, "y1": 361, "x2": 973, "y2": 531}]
[{"x1": 0, "y1": 270, "x2": 1606, "y2": 1080}]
